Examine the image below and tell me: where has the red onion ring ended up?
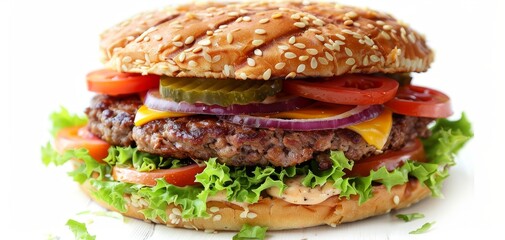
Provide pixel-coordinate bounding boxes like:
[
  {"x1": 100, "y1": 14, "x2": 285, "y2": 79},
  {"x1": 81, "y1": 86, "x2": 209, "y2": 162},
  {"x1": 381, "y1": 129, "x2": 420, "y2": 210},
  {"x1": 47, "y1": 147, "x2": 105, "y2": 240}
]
[
  {"x1": 144, "y1": 89, "x2": 314, "y2": 115},
  {"x1": 220, "y1": 105, "x2": 384, "y2": 131}
]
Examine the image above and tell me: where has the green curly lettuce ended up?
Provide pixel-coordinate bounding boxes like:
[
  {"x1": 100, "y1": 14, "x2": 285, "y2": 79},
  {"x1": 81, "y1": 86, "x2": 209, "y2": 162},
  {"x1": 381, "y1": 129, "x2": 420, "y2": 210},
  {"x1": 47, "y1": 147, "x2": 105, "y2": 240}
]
[
  {"x1": 104, "y1": 146, "x2": 186, "y2": 172},
  {"x1": 66, "y1": 219, "x2": 95, "y2": 240},
  {"x1": 233, "y1": 224, "x2": 268, "y2": 240},
  {"x1": 50, "y1": 107, "x2": 87, "y2": 136}
]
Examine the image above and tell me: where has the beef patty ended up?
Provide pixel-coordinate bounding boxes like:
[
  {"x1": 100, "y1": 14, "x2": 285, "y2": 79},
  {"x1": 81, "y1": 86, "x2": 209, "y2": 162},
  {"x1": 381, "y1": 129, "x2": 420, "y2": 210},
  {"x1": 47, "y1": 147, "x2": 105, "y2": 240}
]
[{"x1": 86, "y1": 94, "x2": 432, "y2": 167}]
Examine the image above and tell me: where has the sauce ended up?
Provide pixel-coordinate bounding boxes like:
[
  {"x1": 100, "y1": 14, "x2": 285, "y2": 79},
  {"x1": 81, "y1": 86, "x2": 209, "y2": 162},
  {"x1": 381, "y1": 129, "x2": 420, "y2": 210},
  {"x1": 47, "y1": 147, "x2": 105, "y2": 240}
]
[{"x1": 266, "y1": 176, "x2": 341, "y2": 205}]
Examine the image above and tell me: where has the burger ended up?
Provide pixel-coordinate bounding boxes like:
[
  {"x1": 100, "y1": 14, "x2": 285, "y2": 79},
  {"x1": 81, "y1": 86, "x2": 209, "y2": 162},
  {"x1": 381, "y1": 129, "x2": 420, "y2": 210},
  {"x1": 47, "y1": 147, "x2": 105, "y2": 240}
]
[{"x1": 42, "y1": 0, "x2": 472, "y2": 234}]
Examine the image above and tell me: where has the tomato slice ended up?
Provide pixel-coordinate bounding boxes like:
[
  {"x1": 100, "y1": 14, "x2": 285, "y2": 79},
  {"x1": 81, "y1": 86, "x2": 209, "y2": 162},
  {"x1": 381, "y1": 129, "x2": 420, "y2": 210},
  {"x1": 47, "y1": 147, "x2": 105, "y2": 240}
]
[
  {"x1": 87, "y1": 69, "x2": 160, "y2": 95},
  {"x1": 283, "y1": 74, "x2": 399, "y2": 105},
  {"x1": 112, "y1": 164, "x2": 206, "y2": 187},
  {"x1": 55, "y1": 126, "x2": 110, "y2": 162},
  {"x1": 385, "y1": 85, "x2": 452, "y2": 118},
  {"x1": 345, "y1": 139, "x2": 426, "y2": 177}
]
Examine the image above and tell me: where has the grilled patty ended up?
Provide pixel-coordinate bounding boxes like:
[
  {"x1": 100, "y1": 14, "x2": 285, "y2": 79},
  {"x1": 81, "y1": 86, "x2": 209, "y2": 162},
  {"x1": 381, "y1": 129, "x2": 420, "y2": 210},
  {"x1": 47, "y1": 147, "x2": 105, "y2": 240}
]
[{"x1": 86, "y1": 94, "x2": 432, "y2": 167}]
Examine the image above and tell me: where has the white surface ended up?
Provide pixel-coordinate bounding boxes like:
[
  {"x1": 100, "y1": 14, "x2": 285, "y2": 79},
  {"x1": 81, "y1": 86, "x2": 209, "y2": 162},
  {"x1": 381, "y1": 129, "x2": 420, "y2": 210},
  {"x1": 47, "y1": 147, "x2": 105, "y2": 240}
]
[{"x1": 4, "y1": 0, "x2": 505, "y2": 239}]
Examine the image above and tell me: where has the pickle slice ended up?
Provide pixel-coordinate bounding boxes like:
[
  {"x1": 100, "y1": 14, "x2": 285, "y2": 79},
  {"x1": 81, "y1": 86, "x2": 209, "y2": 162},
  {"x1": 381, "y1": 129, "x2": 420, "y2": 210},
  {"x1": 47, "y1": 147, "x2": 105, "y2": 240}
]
[{"x1": 160, "y1": 77, "x2": 282, "y2": 106}]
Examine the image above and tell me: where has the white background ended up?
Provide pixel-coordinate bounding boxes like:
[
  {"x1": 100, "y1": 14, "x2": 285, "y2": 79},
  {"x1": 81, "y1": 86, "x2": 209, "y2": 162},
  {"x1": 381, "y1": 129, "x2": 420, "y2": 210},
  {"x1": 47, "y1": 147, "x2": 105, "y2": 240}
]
[{"x1": 2, "y1": 0, "x2": 505, "y2": 239}]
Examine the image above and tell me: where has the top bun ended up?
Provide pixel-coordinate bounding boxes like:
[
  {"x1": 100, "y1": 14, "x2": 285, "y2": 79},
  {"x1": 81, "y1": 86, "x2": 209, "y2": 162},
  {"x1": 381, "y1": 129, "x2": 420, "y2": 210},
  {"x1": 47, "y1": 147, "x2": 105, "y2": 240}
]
[{"x1": 101, "y1": 1, "x2": 433, "y2": 80}]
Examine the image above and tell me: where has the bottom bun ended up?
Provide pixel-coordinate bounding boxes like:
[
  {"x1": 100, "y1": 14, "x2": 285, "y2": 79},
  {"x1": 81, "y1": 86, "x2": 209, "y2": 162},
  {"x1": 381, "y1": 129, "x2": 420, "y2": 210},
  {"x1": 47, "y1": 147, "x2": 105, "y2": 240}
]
[{"x1": 81, "y1": 179, "x2": 430, "y2": 231}]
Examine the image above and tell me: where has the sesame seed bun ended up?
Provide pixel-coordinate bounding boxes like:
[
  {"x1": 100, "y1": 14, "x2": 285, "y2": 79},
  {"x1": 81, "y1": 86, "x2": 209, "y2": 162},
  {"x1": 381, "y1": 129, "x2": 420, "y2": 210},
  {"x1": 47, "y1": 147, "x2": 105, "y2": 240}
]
[
  {"x1": 101, "y1": 1, "x2": 433, "y2": 80},
  {"x1": 81, "y1": 178, "x2": 430, "y2": 230}
]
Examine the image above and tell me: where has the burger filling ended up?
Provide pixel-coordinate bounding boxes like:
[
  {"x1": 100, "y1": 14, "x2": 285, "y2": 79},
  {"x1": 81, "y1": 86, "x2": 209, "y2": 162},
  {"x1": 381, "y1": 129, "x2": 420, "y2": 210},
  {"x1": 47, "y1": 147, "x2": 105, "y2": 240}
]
[{"x1": 42, "y1": 71, "x2": 473, "y2": 222}]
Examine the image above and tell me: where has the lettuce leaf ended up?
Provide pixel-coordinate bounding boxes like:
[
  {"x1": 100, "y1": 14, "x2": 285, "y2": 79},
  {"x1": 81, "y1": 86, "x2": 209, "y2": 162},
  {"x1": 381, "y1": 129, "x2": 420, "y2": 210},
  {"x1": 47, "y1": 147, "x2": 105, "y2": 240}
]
[
  {"x1": 233, "y1": 224, "x2": 268, "y2": 240},
  {"x1": 50, "y1": 107, "x2": 87, "y2": 136},
  {"x1": 66, "y1": 219, "x2": 95, "y2": 240},
  {"x1": 409, "y1": 221, "x2": 436, "y2": 234},
  {"x1": 104, "y1": 146, "x2": 185, "y2": 172},
  {"x1": 396, "y1": 213, "x2": 425, "y2": 222}
]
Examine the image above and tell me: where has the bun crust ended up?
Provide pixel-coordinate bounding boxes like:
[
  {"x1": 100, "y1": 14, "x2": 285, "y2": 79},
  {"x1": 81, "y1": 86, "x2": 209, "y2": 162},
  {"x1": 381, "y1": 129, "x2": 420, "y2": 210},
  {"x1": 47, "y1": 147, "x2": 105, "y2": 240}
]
[
  {"x1": 81, "y1": 179, "x2": 431, "y2": 231},
  {"x1": 101, "y1": 1, "x2": 433, "y2": 80}
]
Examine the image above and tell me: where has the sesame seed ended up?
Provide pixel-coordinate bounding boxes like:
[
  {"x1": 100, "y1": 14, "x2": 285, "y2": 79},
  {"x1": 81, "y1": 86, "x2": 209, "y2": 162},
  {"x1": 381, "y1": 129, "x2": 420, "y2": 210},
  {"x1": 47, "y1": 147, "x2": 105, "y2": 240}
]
[
  {"x1": 212, "y1": 55, "x2": 221, "y2": 63},
  {"x1": 227, "y1": 11, "x2": 239, "y2": 17},
  {"x1": 243, "y1": 16, "x2": 251, "y2": 22},
  {"x1": 372, "y1": 45, "x2": 379, "y2": 50},
  {"x1": 255, "y1": 29, "x2": 266, "y2": 35},
  {"x1": 226, "y1": 33, "x2": 234, "y2": 44},
  {"x1": 284, "y1": 52, "x2": 297, "y2": 59},
  {"x1": 324, "y1": 43, "x2": 334, "y2": 51},
  {"x1": 297, "y1": 64, "x2": 306, "y2": 73},
  {"x1": 315, "y1": 34, "x2": 325, "y2": 42},
  {"x1": 330, "y1": 223, "x2": 337, "y2": 227},
  {"x1": 353, "y1": 22, "x2": 361, "y2": 27},
  {"x1": 325, "y1": 51, "x2": 334, "y2": 61},
  {"x1": 254, "y1": 49, "x2": 263, "y2": 56},
  {"x1": 363, "y1": 55, "x2": 369, "y2": 66},
  {"x1": 318, "y1": 57, "x2": 329, "y2": 65},
  {"x1": 223, "y1": 64, "x2": 230, "y2": 76},
  {"x1": 188, "y1": 60, "x2": 198, "y2": 67},
  {"x1": 240, "y1": 9, "x2": 249, "y2": 14},
  {"x1": 198, "y1": 39, "x2": 211, "y2": 46},
  {"x1": 408, "y1": 32, "x2": 416, "y2": 43},
  {"x1": 364, "y1": 36, "x2": 374, "y2": 46},
  {"x1": 290, "y1": 13, "x2": 301, "y2": 20},
  {"x1": 210, "y1": 207, "x2": 220, "y2": 213},
  {"x1": 239, "y1": 211, "x2": 248, "y2": 219},
  {"x1": 306, "y1": 48, "x2": 318, "y2": 55},
  {"x1": 310, "y1": 57, "x2": 318, "y2": 69},
  {"x1": 153, "y1": 35, "x2": 162, "y2": 41},
  {"x1": 262, "y1": 69, "x2": 272, "y2": 80},
  {"x1": 393, "y1": 195, "x2": 400, "y2": 205},
  {"x1": 126, "y1": 36, "x2": 135, "y2": 41},
  {"x1": 178, "y1": 52, "x2": 186, "y2": 62},
  {"x1": 341, "y1": 29, "x2": 355, "y2": 35},
  {"x1": 308, "y1": 28, "x2": 322, "y2": 34},
  {"x1": 286, "y1": 72, "x2": 297, "y2": 79},
  {"x1": 298, "y1": 55, "x2": 309, "y2": 61},
  {"x1": 313, "y1": 19, "x2": 325, "y2": 26},
  {"x1": 172, "y1": 34, "x2": 182, "y2": 42},
  {"x1": 219, "y1": 24, "x2": 228, "y2": 29},
  {"x1": 380, "y1": 31, "x2": 391, "y2": 40},
  {"x1": 204, "y1": 229, "x2": 216, "y2": 233},
  {"x1": 275, "y1": 62, "x2": 286, "y2": 70},
  {"x1": 247, "y1": 58, "x2": 256, "y2": 67},
  {"x1": 383, "y1": 25, "x2": 393, "y2": 31},
  {"x1": 246, "y1": 212, "x2": 258, "y2": 219},
  {"x1": 272, "y1": 13, "x2": 283, "y2": 19},
  {"x1": 344, "y1": 20, "x2": 353, "y2": 26},
  {"x1": 252, "y1": 39, "x2": 264, "y2": 46},
  {"x1": 345, "y1": 58, "x2": 356, "y2": 65},
  {"x1": 122, "y1": 56, "x2": 132, "y2": 63},
  {"x1": 173, "y1": 41, "x2": 183, "y2": 47},
  {"x1": 185, "y1": 36, "x2": 195, "y2": 45},
  {"x1": 206, "y1": 30, "x2": 214, "y2": 36},
  {"x1": 294, "y1": 22, "x2": 306, "y2": 28},
  {"x1": 353, "y1": 33, "x2": 362, "y2": 39},
  {"x1": 143, "y1": 36, "x2": 150, "y2": 42},
  {"x1": 192, "y1": 46, "x2": 203, "y2": 53},
  {"x1": 235, "y1": 17, "x2": 243, "y2": 23},
  {"x1": 335, "y1": 33, "x2": 346, "y2": 40},
  {"x1": 172, "y1": 208, "x2": 182, "y2": 216},
  {"x1": 376, "y1": 20, "x2": 385, "y2": 25},
  {"x1": 213, "y1": 214, "x2": 222, "y2": 221},
  {"x1": 288, "y1": 36, "x2": 296, "y2": 44},
  {"x1": 203, "y1": 52, "x2": 212, "y2": 62},
  {"x1": 344, "y1": 47, "x2": 353, "y2": 57},
  {"x1": 294, "y1": 43, "x2": 306, "y2": 49},
  {"x1": 239, "y1": 72, "x2": 247, "y2": 80},
  {"x1": 259, "y1": 18, "x2": 270, "y2": 24},
  {"x1": 345, "y1": 11, "x2": 358, "y2": 19},
  {"x1": 367, "y1": 23, "x2": 375, "y2": 29},
  {"x1": 278, "y1": 45, "x2": 289, "y2": 50},
  {"x1": 370, "y1": 55, "x2": 380, "y2": 62}
]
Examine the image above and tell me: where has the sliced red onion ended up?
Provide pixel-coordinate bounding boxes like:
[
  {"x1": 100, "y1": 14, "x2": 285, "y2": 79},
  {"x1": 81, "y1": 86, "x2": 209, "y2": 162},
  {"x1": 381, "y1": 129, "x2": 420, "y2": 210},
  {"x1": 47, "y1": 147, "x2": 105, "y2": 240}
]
[
  {"x1": 220, "y1": 105, "x2": 384, "y2": 131},
  {"x1": 144, "y1": 89, "x2": 314, "y2": 115}
]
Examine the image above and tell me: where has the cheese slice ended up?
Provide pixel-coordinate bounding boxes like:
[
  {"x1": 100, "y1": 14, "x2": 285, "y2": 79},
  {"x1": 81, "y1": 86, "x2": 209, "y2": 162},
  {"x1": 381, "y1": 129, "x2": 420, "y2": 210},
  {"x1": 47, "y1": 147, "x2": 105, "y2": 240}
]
[
  {"x1": 347, "y1": 109, "x2": 392, "y2": 149},
  {"x1": 134, "y1": 104, "x2": 393, "y2": 149},
  {"x1": 134, "y1": 105, "x2": 193, "y2": 126}
]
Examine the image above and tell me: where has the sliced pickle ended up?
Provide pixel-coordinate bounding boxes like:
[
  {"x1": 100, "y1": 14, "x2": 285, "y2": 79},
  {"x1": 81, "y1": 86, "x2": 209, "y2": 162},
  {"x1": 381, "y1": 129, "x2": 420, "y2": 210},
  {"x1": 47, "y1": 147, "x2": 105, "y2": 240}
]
[{"x1": 160, "y1": 77, "x2": 283, "y2": 106}]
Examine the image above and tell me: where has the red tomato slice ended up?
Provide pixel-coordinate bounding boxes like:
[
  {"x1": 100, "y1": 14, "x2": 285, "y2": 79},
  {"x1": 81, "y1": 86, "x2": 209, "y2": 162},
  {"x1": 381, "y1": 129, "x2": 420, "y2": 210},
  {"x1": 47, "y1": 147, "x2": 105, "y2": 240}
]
[
  {"x1": 345, "y1": 139, "x2": 426, "y2": 177},
  {"x1": 55, "y1": 126, "x2": 110, "y2": 162},
  {"x1": 283, "y1": 74, "x2": 399, "y2": 105},
  {"x1": 385, "y1": 85, "x2": 452, "y2": 118},
  {"x1": 112, "y1": 164, "x2": 206, "y2": 187},
  {"x1": 87, "y1": 69, "x2": 160, "y2": 95}
]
